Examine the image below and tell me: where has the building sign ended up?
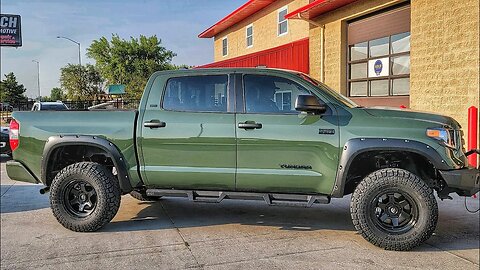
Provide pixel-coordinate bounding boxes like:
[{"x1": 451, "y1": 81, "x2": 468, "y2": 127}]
[
  {"x1": 0, "y1": 14, "x2": 22, "y2": 47},
  {"x1": 368, "y1": 57, "x2": 389, "y2": 77}
]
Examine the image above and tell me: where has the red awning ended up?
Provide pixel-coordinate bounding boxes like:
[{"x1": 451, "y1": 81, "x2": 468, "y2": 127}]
[
  {"x1": 198, "y1": 0, "x2": 275, "y2": 38},
  {"x1": 285, "y1": 0, "x2": 358, "y2": 20},
  {"x1": 197, "y1": 38, "x2": 310, "y2": 74}
]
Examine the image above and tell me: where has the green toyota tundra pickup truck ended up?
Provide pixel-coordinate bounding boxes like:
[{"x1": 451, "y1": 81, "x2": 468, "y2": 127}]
[{"x1": 6, "y1": 68, "x2": 479, "y2": 251}]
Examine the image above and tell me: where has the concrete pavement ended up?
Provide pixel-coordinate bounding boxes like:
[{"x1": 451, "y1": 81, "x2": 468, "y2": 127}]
[{"x1": 1, "y1": 155, "x2": 479, "y2": 269}]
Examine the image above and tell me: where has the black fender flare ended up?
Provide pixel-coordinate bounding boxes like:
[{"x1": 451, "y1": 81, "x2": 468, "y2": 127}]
[
  {"x1": 41, "y1": 135, "x2": 133, "y2": 193},
  {"x1": 331, "y1": 138, "x2": 453, "y2": 197}
]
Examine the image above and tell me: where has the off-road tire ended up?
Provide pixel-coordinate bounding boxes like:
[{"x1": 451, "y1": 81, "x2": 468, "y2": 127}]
[
  {"x1": 130, "y1": 190, "x2": 161, "y2": 202},
  {"x1": 50, "y1": 162, "x2": 121, "y2": 232},
  {"x1": 350, "y1": 168, "x2": 438, "y2": 251}
]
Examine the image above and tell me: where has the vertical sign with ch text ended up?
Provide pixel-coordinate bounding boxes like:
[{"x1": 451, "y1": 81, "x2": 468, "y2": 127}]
[{"x1": 0, "y1": 14, "x2": 22, "y2": 47}]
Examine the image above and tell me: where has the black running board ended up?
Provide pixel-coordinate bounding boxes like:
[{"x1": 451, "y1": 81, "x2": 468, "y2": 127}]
[{"x1": 145, "y1": 189, "x2": 330, "y2": 208}]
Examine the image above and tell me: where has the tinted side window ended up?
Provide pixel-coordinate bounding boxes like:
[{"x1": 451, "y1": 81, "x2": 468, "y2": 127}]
[
  {"x1": 163, "y1": 75, "x2": 228, "y2": 112},
  {"x1": 244, "y1": 75, "x2": 310, "y2": 114}
]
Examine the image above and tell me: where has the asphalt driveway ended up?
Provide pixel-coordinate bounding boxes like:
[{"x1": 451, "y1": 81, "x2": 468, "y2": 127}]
[{"x1": 1, "y1": 155, "x2": 479, "y2": 269}]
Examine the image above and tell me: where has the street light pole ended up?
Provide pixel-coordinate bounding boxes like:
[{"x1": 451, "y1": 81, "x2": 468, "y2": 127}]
[
  {"x1": 56, "y1": 36, "x2": 81, "y2": 65},
  {"x1": 32, "y1": 60, "x2": 40, "y2": 100}
]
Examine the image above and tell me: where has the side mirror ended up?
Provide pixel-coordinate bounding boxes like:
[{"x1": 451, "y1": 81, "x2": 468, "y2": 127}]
[{"x1": 295, "y1": 95, "x2": 327, "y2": 114}]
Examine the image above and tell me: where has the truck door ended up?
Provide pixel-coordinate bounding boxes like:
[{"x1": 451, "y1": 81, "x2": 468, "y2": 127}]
[
  {"x1": 235, "y1": 74, "x2": 340, "y2": 195},
  {"x1": 139, "y1": 73, "x2": 236, "y2": 190}
]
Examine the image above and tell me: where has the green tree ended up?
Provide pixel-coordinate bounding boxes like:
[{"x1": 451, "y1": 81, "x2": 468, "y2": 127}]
[
  {"x1": 87, "y1": 34, "x2": 176, "y2": 99},
  {"x1": 50, "y1": 87, "x2": 64, "y2": 101},
  {"x1": 60, "y1": 64, "x2": 104, "y2": 101},
  {"x1": 0, "y1": 72, "x2": 27, "y2": 104}
]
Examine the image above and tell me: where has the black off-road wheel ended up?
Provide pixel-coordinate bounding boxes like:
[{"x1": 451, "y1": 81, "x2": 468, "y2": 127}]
[
  {"x1": 50, "y1": 162, "x2": 121, "y2": 232},
  {"x1": 350, "y1": 168, "x2": 438, "y2": 251},
  {"x1": 130, "y1": 190, "x2": 161, "y2": 202}
]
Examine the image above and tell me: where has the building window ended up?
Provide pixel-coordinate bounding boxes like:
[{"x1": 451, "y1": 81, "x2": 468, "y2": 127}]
[
  {"x1": 278, "y1": 7, "x2": 288, "y2": 36},
  {"x1": 222, "y1": 37, "x2": 228, "y2": 57},
  {"x1": 348, "y1": 32, "x2": 410, "y2": 97},
  {"x1": 246, "y1": 24, "x2": 253, "y2": 48}
]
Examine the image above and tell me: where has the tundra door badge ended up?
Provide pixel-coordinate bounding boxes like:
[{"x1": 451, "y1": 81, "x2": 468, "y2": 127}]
[{"x1": 319, "y1": 129, "x2": 335, "y2": 135}]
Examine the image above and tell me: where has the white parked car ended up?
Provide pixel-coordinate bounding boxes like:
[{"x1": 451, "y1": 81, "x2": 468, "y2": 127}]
[{"x1": 31, "y1": 102, "x2": 69, "y2": 111}]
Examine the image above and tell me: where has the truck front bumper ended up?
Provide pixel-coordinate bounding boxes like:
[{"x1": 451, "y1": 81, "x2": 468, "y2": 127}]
[
  {"x1": 439, "y1": 167, "x2": 480, "y2": 196},
  {"x1": 6, "y1": 160, "x2": 39, "y2": 184}
]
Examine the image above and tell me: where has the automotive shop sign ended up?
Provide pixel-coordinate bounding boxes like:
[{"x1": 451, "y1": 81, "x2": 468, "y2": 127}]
[
  {"x1": 0, "y1": 14, "x2": 22, "y2": 47},
  {"x1": 368, "y1": 57, "x2": 389, "y2": 77}
]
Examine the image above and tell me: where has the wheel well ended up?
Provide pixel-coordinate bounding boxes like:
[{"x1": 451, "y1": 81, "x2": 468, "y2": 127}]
[
  {"x1": 45, "y1": 145, "x2": 115, "y2": 186},
  {"x1": 343, "y1": 151, "x2": 442, "y2": 195}
]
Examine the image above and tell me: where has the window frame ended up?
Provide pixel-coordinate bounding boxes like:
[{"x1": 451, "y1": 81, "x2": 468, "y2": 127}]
[
  {"x1": 347, "y1": 32, "x2": 410, "y2": 97},
  {"x1": 246, "y1": 24, "x2": 253, "y2": 48},
  {"x1": 222, "y1": 36, "x2": 228, "y2": 57},
  {"x1": 277, "y1": 6, "x2": 288, "y2": 37},
  {"x1": 160, "y1": 74, "x2": 232, "y2": 114}
]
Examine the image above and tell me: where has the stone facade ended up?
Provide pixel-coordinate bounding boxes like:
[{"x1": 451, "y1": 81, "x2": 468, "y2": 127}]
[{"x1": 410, "y1": 0, "x2": 479, "y2": 143}]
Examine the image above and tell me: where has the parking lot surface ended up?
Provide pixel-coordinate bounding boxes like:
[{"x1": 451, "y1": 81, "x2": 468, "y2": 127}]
[{"x1": 1, "y1": 156, "x2": 479, "y2": 269}]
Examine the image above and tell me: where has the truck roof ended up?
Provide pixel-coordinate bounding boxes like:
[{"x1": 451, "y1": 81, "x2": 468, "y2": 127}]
[{"x1": 153, "y1": 67, "x2": 301, "y2": 76}]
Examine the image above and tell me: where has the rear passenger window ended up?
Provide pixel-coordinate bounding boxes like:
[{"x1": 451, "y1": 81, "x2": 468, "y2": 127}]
[{"x1": 163, "y1": 75, "x2": 228, "y2": 112}]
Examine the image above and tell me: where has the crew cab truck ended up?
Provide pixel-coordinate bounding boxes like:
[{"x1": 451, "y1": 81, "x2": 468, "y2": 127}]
[{"x1": 6, "y1": 68, "x2": 479, "y2": 251}]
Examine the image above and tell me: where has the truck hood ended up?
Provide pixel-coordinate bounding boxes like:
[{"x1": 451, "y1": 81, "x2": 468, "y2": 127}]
[{"x1": 364, "y1": 107, "x2": 460, "y2": 128}]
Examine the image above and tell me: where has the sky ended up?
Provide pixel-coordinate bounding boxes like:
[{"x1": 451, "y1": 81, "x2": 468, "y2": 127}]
[{"x1": 0, "y1": 0, "x2": 245, "y2": 98}]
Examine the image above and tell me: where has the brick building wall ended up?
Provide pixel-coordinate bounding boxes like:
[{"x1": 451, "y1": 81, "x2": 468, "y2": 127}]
[
  {"x1": 410, "y1": 0, "x2": 480, "y2": 142},
  {"x1": 213, "y1": 0, "x2": 309, "y2": 61}
]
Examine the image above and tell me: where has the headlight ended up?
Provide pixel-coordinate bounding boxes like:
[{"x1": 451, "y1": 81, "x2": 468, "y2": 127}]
[{"x1": 426, "y1": 127, "x2": 457, "y2": 149}]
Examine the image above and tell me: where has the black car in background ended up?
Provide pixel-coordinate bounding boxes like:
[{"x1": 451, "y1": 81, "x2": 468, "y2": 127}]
[{"x1": 1, "y1": 126, "x2": 12, "y2": 156}]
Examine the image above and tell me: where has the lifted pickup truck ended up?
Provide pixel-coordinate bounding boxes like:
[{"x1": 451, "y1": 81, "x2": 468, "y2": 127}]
[{"x1": 6, "y1": 68, "x2": 479, "y2": 251}]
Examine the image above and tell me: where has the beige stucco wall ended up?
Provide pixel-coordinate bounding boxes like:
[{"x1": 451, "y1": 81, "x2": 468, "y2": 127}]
[
  {"x1": 410, "y1": 0, "x2": 480, "y2": 142},
  {"x1": 213, "y1": 0, "x2": 310, "y2": 61},
  {"x1": 308, "y1": 0, "x2": 479, "y2": 141}
]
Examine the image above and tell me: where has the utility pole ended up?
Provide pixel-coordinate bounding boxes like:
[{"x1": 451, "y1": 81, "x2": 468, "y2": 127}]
[
  {"x1": 57, "y1": 36, "x2": 82, "y2": 101},
  {"x1": 32, "y1": 60, "x2": 40, "y2": 99},
  {"x1": 57, "y1": 36, "x2": 81, "y2": 65}
]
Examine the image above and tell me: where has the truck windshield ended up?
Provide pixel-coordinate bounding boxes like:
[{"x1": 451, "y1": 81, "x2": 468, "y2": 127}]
[{"x1": 298, "y1": 73, "x2": 360, "y2": 108}]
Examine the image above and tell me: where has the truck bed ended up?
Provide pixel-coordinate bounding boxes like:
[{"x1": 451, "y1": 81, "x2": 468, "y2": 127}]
[{"x1": 10, "y1": 110, "x2": 138, "y2": 181}]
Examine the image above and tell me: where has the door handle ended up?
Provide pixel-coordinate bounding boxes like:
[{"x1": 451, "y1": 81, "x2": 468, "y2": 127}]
[
  {"x1": 238, "y1": 122, "x2": 262, "y2": 130},
  {"x1": 144, "y1": 120, "x2": 166, "y2": 128}
]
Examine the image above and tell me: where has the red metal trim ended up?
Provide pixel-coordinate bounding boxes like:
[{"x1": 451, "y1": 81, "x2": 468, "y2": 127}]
[
  {"x1": 197, "y1": 38, "x2": 309, "y2": 74},
  {"x1": 285, "y1": 0, "x2": 359, "y2": 20},
  {"x1": 199, "y1": 0, "x2": 275, "y2": 38},
  {"x1": 285, "y1": 0, "x2": 325, "y2": 19},
  {"x1": 467, "y1": 106, "x2": 478, "y2": 168}
]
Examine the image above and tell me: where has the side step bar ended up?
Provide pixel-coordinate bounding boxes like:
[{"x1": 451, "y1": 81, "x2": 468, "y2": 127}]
[{"x1": 145, "y1": 189, "x2": 330, "y2": 208}]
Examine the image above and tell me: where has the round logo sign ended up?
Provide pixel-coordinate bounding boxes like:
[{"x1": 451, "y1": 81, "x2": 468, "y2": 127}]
[{"x1": 374, "y1": 59, "x2": 383, "y2": 76}]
